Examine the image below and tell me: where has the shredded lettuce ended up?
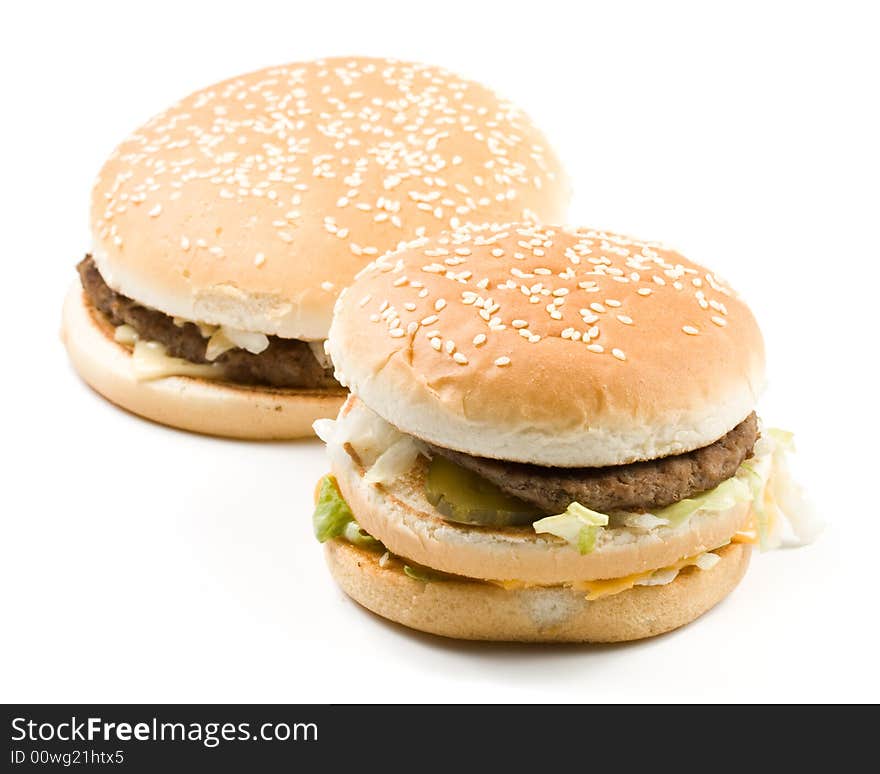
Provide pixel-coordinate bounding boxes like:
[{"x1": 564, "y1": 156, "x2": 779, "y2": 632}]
[
  {"x1": 312, "y1": 475, "x2": 385, "y2": 549},
  {"x1": 740, "y1": 427, "x2": 822, "y2": 549},
  {"x1": 533, "y1": 502, "x2": 609, "y2": 555},
  {"x1": 654, "y1": 476, "x2": 751, "y2": 529},
  {"x1": 403, "y1": 563, "x2": 454, "y2": 583},
  {"x1": 364, "y1": 436, "x2": 421, "y2": 485},
  {"x1": 313, "y1": 401, "x2": 421, "y2": 485},
  {"x1": 312, "y1": 475, "x2": 355, "y2": 542},
  {"x1": 767, "y1": 427, "x2": 795, "y2": 450},
  {"x1": 621, "y1": 512, "x2": 670, "y2": 530},
  {"x1": 342, "y1": 520, "x2": 382, "y2": 548},
  {"x1": 528, "y1": 425, "x2": 818, "y2": 554}
]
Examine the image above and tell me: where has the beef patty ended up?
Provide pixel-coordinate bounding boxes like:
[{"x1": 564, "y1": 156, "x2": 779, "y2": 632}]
[
  {"x1": 428, "y1": 413, "x2": 758, "y2": 514},
  {"x1": 77, "y1": 256, "x2": 340, "y2": 390}
]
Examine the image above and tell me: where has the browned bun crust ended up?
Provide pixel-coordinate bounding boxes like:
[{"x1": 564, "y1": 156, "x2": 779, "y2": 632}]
[
  {"x1": 325, "y1": 540, "x2": 751, "y2": 642},
  {"x1": 62, "y1": 284, "x2": 344, "y2": 439}
]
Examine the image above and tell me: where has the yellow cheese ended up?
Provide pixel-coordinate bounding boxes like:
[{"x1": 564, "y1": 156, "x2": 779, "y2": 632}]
[
  {"x1": 485, "y1": 550, "x2": 724, "y2": 600},
  {"x1": 571, "y1": 550, "x2": 721, "y2": 601},
  {"x1": 132, "y1": 340, "x2": 223, "y2": 382}
]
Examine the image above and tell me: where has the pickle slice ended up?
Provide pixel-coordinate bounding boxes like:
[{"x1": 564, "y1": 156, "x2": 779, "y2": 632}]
[{"x1": 425, "y1": 455, "x2": 541, "y2": 527}]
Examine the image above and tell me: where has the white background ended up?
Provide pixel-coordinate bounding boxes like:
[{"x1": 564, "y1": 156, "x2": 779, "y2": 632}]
[{"x1": 2, "y1": 1, "x2": 878, "y2": 702}]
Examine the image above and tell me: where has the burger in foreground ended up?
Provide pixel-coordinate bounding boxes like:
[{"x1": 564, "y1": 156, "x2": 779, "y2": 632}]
[
  {"x1": 313, "y1": 223, "x2": 819, "y2": 642},
  {"x1": 62, "y1": 57, "x2": 568, "y2": 438}
]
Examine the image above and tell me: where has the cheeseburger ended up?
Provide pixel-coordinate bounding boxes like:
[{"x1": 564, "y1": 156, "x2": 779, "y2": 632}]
[
  {"x1": 313, "y1": 223, "x2": 819, "y2": 642},
  {"x1": 62, "y1": 58, "x2": 568, "y2": 438}
]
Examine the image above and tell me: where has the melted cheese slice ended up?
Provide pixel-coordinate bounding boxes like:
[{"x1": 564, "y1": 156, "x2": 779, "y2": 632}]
[
  {"x1": 115, "y1": 323, "x2": 227, "y2": 382},
  {"x1": 486, "y1": 550, "x2": 723, "y2": 600},
  {"x1": 572, "y1": 551, "x2": 721, "y2": 600},
  {"x1": 131, "y1": 340, "x2": 223, "y2": 382}
]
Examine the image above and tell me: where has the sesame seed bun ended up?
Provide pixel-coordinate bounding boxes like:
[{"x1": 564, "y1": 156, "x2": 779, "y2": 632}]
[
  {"x1": 90, "y1": 57, "x2": 570, "y2": 340},
  {"x1": 329, "y1": 437, "x2": 751, "y2": 585},
  {"x1": 325, "y1": 539, "x2": 751, "y2": 642},
  {"x1": 62, "y1": 284, "x2": 345, "y2": 438},
  {"x1": 328, "y1": 223, "x2": 765, "y2": 467}
]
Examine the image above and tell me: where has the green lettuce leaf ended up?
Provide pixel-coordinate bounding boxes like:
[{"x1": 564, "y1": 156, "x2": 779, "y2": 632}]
[
  {"x1": 654, "y1": 476, "x2": 752, "y2": 529},
  {"x1": 312, "y1": 475, "x2": 356, "y2": 542},
  {"x1": 403, "y1": 563, "x2": 455, "y2": 583},
  {"x1": 533, "y1": 502, "x2": 609, "y2": 555},
  {"x1": 343, "y1": 520, "x2": 382, "y2": 548}
]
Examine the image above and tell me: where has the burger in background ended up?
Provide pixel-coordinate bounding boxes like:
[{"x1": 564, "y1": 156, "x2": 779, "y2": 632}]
[
  {"x1": 62, "y1": 57, "x2": 569, "y2": 438},
  {"x1": 313, "y1": 223, "x2": 820, "y2": 642}
]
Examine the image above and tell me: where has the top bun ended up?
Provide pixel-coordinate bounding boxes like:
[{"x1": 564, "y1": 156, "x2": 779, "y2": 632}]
[
  {"x1": 328, "y1": 223, "x2": 765, "y2": 467},
  {"x1": 90, "y1": 57, "x2": 569, "y2": 340}
]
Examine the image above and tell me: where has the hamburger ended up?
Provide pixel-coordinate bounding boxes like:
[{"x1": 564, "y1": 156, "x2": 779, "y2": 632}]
[
  {"x1": 313, "y1": 223, "x2": 820, "y2": 642},
  {"x1": 62, "y1": 57, "x2": 569, "y2": 438}
]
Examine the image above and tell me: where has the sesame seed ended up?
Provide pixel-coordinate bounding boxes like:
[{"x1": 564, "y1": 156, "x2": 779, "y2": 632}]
[
  {"x1": 511, "y1": 319, "x2": 528, "y2": 329},
  {"x1": 711, "y1": 316, "x2": 727, "y2": 327},
  {"x1": 321, "y1": 281, "x2": 335, "y2": 291},
  {"x1": 430, "y1": 338, "x2": 442, "y2": 351},
  {"x1": 453, "y1": 352, "x2": 468, "y2": 365},
  {"x1": 612, "y1": 348, "x2": 627, "y2": 361},
  {"x1": 421, "y1": 315, "x2": 439, "y2": 325},
  {"x1": 637, "y1": 287, "x2": 652, "y2": 296},
  {"x1": 390, "y1": 328, "x2": 405, "y2": 338},
  {"x1": 586, "y1": 344, "x2": 604, "y2": 353},
  {"x1": 617, "y1": 314, "x2": 633, "y2": 325},
  {"x1": 254, "y1": 252, "x2": 266, "y2": 267},
  {"x1": 590, "y1": 302, "x2": 606, "y2": 314},
  {"x1": 682, "y1": 325, "x2": 700, "y2": 335},
  {"x1": 494, "y1": 356, "x2": 511, "y2": 367},
  {"x1": 434, "y1": 299, "x2": 447, "y2": 311},
  {"x1": 445, "y1": 340, "x2": 456, "y2": 354},
  {"x1": 180, "y1": 236, "x2": 191, "y2": 250},
  {"x1": 148, "y1": 204, "x2": 162, "y2": 217},
  {"x1": 473, "y1": 333, "x2": 487, "y2": 346}
]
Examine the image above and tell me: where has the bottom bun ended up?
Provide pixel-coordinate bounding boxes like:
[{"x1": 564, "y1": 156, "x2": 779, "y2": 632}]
[
  {"x1": 61, "y1": 284, "x2": 346, "y2": 440},
  {"x1": 325, "y1": 540, "x2": 751, "y2": 643}
]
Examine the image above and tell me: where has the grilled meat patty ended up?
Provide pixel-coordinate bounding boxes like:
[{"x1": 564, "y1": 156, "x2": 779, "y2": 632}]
[{"x1": 427, "y1": 412, "x2": 758, "y2": 514}]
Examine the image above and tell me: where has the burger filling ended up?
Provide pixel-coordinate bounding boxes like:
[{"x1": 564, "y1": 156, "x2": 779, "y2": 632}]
[
  {"x1": 313, "y1": 399, "x2": 820, "y2": 598},
  {"x1": 424, "y1": 413, "x2": 758, "y2": 515},
  {"x1": 314, "y1": 472, "x2": 734, "y2": 599},
  {"x1": 77, "y1": 256, "x2": 340, "y2": 390}
]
